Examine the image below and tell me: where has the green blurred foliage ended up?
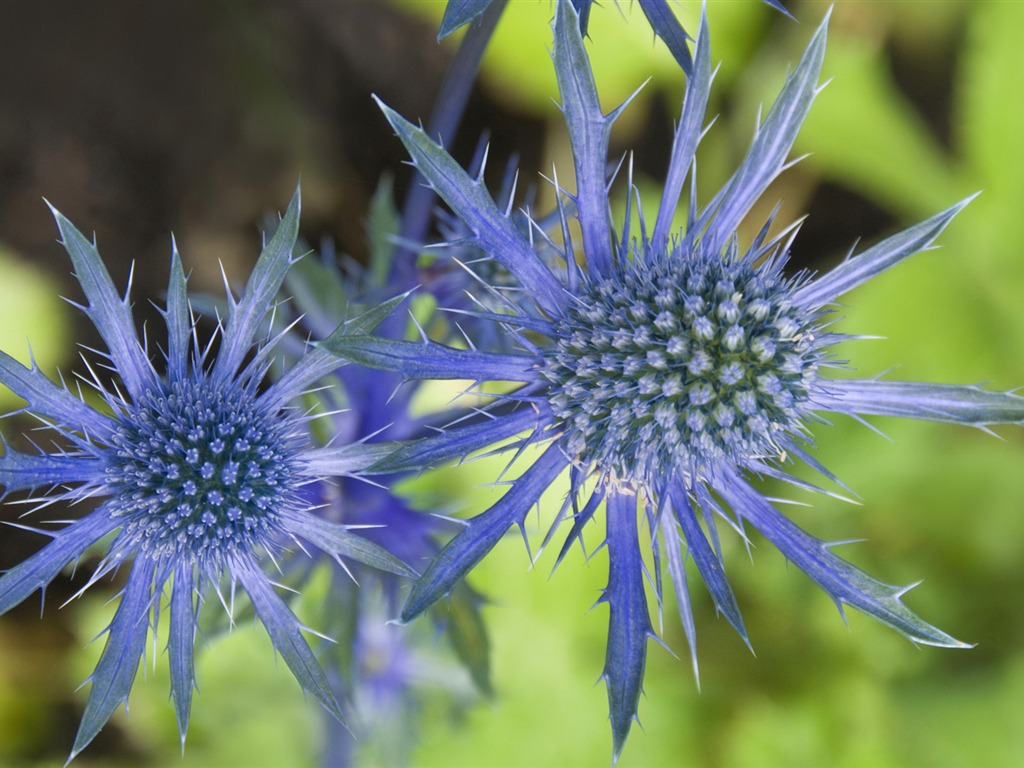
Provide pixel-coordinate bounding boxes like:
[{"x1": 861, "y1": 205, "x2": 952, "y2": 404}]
[{"x1": 0, "y1": 244, "x2": 69, "y2": 410}]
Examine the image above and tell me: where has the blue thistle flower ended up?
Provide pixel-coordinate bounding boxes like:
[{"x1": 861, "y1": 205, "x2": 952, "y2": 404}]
[
  {"x1": 324, "y1": 3, "x2": 1024, "y2": 760},
  {"x1": 0, "y1": 188, "x2": 415, "y2": 760}
]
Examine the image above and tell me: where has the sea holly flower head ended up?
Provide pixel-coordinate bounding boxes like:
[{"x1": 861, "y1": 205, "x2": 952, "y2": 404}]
[
  {"x1": 538, "y1": 239, "x2": 822, "y2": 488},
  {"x1": 0, "y1": 188, "x2": 415, "y2": 761},
  {"x1": 326, "y1": 1, "x2": 1024, "y2": 760}
]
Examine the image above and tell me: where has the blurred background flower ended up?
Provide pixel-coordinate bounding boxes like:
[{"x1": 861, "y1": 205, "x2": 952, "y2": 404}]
[{"x1": 0, "y1": 1, "x2": 1022, "y2": 766}]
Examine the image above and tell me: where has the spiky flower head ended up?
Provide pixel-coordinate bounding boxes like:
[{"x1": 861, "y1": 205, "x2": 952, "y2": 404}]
[
  {"x1": 0, "y1": 188, "x2": 414, "y2": 761},
  {"x1": 325, "y1": 2, "x2": 1024, "y2": 760}
]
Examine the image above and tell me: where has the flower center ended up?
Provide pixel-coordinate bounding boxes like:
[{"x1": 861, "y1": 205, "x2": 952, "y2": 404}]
[
  {"x1": 107, "y1": 378, "x2": 298, "y2": 562},
  {"x1": 539, "y1": 248, "x2": 820, "y2": 486}
]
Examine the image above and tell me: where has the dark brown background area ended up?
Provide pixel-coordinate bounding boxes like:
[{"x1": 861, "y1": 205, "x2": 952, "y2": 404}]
[
  {"x1": 0, "y1": 1, "x2": 454, "y2": 293},
  {"x1": 0, "y1": 0, "x2": 907, "y2": 299}
]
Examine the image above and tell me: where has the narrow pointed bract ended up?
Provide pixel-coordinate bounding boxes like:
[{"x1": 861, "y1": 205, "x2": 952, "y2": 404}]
[
  {"x1": 553, "y1": 0, "x2": 618, "y2": 277},
  {"x1": 401, "y1": 443, "x2": 570, "y2": 623},
  {"x1": 0, "y1": 188, "x2": 414, "y2": 760},
  {"x1": 374, "y1": 96, "x2": 568, "y2": 317},
  {"x1": 603, "y1": 492, "x2": 654, "y2": 759}
]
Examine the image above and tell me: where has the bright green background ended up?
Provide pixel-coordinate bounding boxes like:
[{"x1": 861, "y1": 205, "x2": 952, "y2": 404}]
[{"x1": 2, "y1": 1, "x2": 1023, "y2": 766}]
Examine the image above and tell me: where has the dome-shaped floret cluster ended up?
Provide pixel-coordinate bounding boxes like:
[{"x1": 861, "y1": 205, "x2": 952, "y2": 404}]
[
  {"x1": 539, "y1": 244, "x2": 822, "y2": 485},
  {"x1": 107, "y1": 377, "x2": 300, "y2": 563}
]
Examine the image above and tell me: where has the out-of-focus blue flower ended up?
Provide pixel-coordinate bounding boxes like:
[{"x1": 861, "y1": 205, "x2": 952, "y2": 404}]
[
  {"x1": 0, "y1": 188, "x2": 415, "y2": 761},
  {"x1": 437, "y1": 0, "x2": 791, "y2": 76},
  {"x1": 327, "y1": 2, "x2": 1024, "y2": 759},
  {"x1": 279, "y1": 220, "x2": 492, "y2": 766}
]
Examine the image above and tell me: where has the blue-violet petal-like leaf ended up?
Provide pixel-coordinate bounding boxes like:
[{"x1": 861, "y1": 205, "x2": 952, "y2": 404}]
[
  {"x1": 602, "y1": 492, "x2": 654, "y2": 762},
  {"x1": 401, "y1": 443, "x2": 569, "y2": 622}
]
